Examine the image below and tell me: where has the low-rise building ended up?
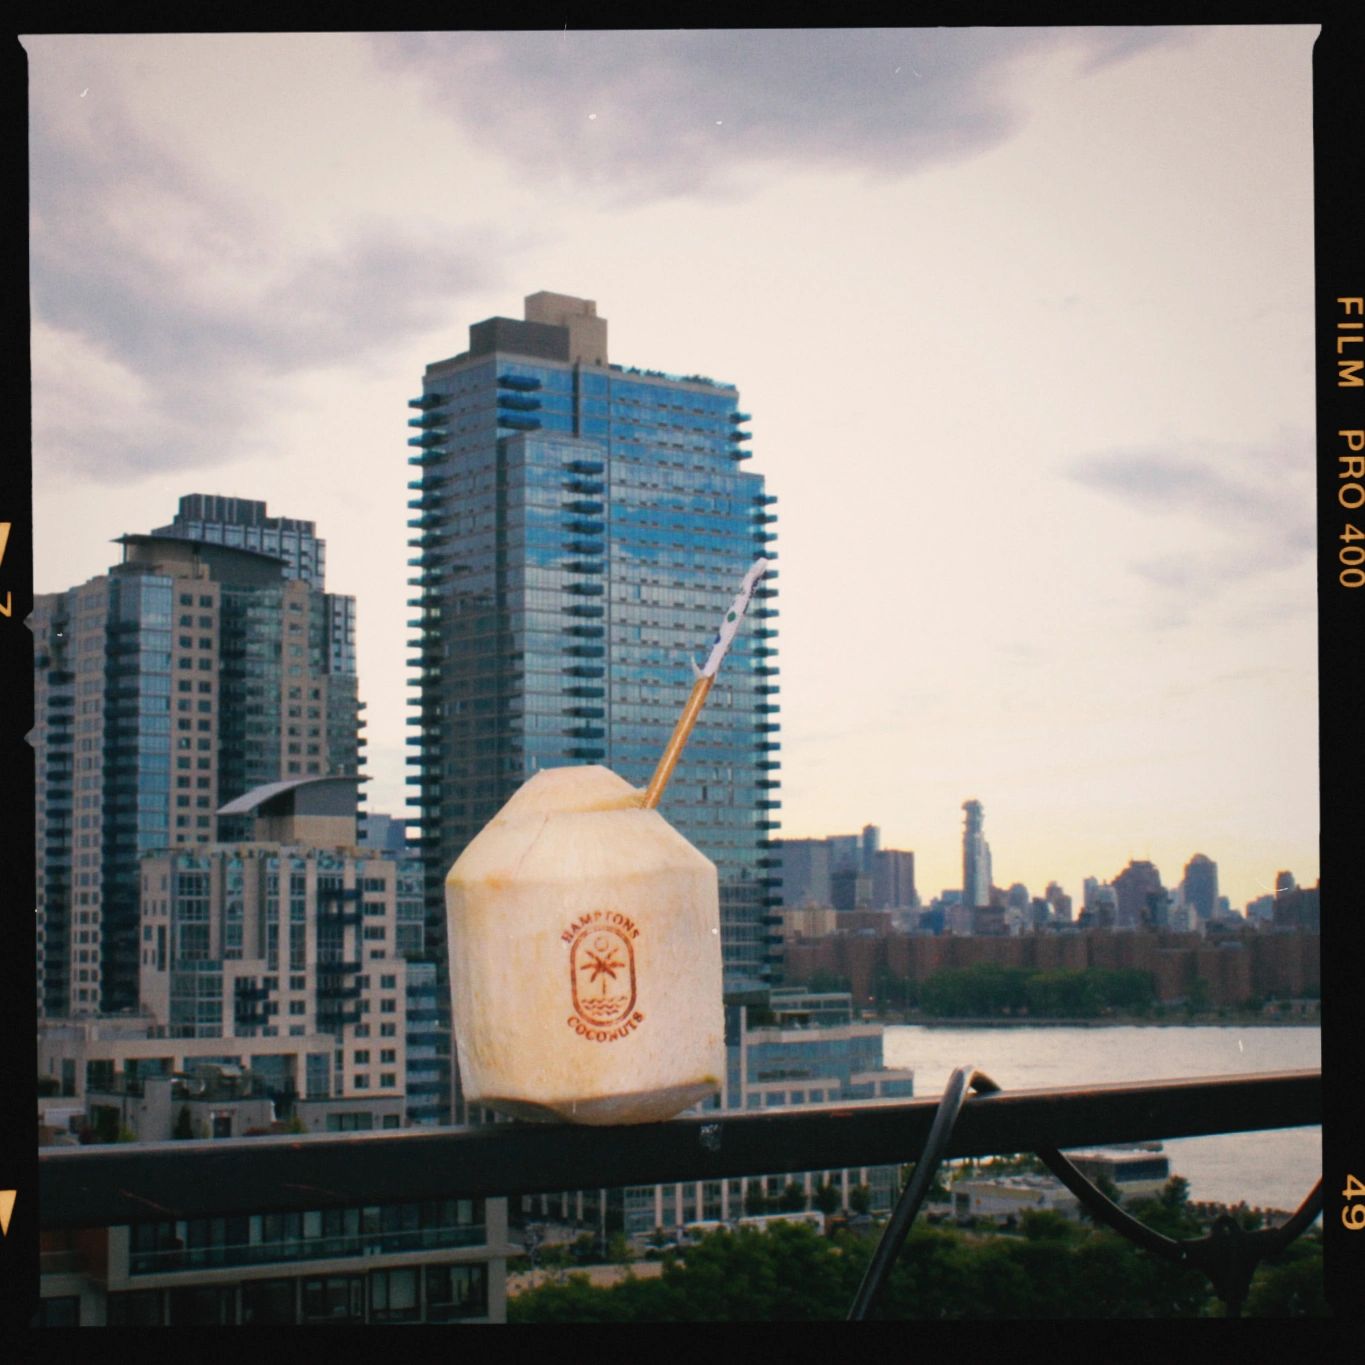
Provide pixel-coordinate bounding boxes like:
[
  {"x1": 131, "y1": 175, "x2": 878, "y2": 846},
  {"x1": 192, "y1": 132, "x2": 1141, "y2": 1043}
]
[
  {"x1": 38, "y1": 1186, "x2": 509, "y2": 1325},
  {"x1": 952, "y1": 1174, "x2": 1081, "y2": 1226}
]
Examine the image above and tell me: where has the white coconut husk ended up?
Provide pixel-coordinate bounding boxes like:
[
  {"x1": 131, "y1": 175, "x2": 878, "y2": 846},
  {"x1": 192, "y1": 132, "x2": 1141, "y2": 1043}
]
[{"x1": 446, "y1": 765, "x2": 725, "y2": 1125}]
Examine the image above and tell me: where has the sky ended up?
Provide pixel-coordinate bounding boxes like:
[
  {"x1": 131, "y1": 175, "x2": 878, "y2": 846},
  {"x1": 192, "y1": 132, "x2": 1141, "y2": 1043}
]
[{"x1": 23, "y1": 27, "x2": 1322, "y2": 912}]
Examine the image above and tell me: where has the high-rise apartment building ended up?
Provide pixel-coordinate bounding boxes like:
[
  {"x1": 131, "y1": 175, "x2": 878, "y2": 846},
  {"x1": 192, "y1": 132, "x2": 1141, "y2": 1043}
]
[
  {"x1": 152, "y1": 493, "x2": 330, "y2": 592},
  {"x1": 962, "y1": 799, "x2": 991, "y2": 908},
  {"x1": 33, "y1": 510, "x2": 361, "y2": 1018},
  {"x1": 406, "y1": 292, "x2": 781, "y2": 1051}
]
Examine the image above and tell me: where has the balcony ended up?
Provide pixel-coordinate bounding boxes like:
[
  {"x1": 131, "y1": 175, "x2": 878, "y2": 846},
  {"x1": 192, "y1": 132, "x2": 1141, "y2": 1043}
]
[{"x1": 126, "y1": 1222, "x2": 488, "y2": 1276}]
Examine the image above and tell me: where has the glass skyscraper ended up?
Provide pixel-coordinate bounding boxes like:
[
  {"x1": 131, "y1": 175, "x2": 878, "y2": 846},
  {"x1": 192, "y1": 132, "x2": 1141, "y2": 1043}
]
[
  {"x1": 32, "y1": 507, "x2": 361, "y2": 1018},
  {"x1": 407, "y1": 292, "x2": 782, "y2": 1107}
]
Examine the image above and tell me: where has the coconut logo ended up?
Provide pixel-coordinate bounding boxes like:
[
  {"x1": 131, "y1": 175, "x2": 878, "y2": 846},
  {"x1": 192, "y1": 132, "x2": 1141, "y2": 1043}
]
[{"x1": 563, "y1": 911, "x2": 645, "y2": 1042}]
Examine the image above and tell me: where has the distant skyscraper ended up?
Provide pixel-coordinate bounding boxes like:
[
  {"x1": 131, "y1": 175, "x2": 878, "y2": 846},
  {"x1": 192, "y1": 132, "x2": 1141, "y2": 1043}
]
[
  {"x1": 1181, "y1": 853, "x2": 1219, "y2": 924},
  {"x1": 33, "y1": 511, "x2": 360, "y2": 1018},
  {"x1": 407, "y1": 291, "x2": 780, "y2": 1109},
  {"x1": 860, "y1": 824, "x2": 880, "y2": 876},
  {"x1": 824, "y1": 834, "x2": 860, "y2": 875},
  {"x1": 871, "y1": 849, "x2": 917, "y2": 910},
  {"x1": 962, "y1": 800, "x2": 991, "y2": 908},
  {"x1": 1045, "y1": 881, "x2": 1072, "y2": 921},
  {"x1": 1112, "y1": 860, "x2": 1164, "y2": 930},
  {"x1": 781, "y1": 834, "x2": 915, "y2": 910},
  {"x1": 779, "y1": 839, "x2": 832, "y2": 908}
]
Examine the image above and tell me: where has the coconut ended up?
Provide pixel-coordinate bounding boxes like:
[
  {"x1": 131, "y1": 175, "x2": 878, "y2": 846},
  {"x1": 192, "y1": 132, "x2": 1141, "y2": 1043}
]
[{"x1": 445, "y1": 764, "x2": 725, "y2": 1125}]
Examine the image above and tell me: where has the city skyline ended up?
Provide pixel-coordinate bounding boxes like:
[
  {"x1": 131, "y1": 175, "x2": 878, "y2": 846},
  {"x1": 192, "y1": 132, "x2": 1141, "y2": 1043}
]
[{"x1": 25, "y1": 28, "x2": 1321, "y2": 910}]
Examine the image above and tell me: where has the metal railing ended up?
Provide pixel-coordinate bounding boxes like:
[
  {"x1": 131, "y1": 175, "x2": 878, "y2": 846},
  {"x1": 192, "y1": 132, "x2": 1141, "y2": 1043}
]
[{"x1": 41, "y1": 1070, "x2": 1319, "y2": 1235}]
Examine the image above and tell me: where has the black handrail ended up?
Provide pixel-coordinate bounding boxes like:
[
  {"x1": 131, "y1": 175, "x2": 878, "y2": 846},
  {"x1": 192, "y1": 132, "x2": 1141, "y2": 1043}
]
[{"x1": 39, "y1": 1070, "x2": 1320, "y2": 1232}]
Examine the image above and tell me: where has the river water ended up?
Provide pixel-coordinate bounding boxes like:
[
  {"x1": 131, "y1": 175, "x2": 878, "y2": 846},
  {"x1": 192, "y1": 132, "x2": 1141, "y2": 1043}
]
[{"x1": 882, "y1": 1024, "x2": 1321, "y2": 1215}]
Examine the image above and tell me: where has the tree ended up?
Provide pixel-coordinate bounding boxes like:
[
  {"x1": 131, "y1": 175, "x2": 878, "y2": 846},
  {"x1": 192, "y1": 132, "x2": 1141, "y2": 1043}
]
[
  {"x1": 848, "y1": 1184, "x2": 872, "y2": 1216},
  {"x1": 744, "y1": 1185, "x2": 770, "y2": 1216},
  {"x1": 1186, "y1": 976, "x2": 1213, "y2": 1017},
  {"x1": 1241, "y1": 1238, "x2": 1327, "y2": 1317},
  {"x1": 813, "y1": 1182, "x2": 841, "y2": 1216},
  {"x1": 1019, "y1": 1209, "x2": 1074, "y2": 1242},
  {"x1": 173, "y1": 1105, "x2": 194, "y2": 1140},
  {"x1": 507, "y1": 1217, "x2": 1241, "y2": 1321},
  {"x1": 777, "y1": 1181, "x2": 807, "y2": 1212}
]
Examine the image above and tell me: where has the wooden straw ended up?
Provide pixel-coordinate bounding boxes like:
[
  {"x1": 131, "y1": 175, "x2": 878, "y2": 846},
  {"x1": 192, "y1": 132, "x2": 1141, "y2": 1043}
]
[{"x1": 642, "y1": 558, "x2": 770, "y2": 809}]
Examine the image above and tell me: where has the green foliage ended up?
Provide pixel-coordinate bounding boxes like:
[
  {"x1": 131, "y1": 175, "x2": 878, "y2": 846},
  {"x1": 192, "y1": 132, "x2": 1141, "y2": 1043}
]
[
  {"x1": 173, "y1": 1105, "x2": 194, "y2": 1140},
  {"x1": 1241, "y1": 1237, "x2": 1327, "y2": 1317},
  {"x1": 511, "y1": 1213, "x2": 1323, "y2": 1321},
  {"x1": 917, "y1": 963, "x2": 1158, "y2": 1019},
  {"x1": 1018, "y1": 1209, "x2": 1075, "y2": 1242},
  {"x1": 1186, "y1": 976, "x2": 1213, "y2": 1016},
  {"x1": 848, "y1": 1184, "x2": 872, "y2": 1215},
  {"x1": 777, "y1": 1181, "x2": 807, "y2": 1212},
  {"x1": 90, "y1": 1105, "x2": 121, "y2": 1144},
  {"x1": 813, "y1": 1182, "x2": 841, "y2": 1216}
]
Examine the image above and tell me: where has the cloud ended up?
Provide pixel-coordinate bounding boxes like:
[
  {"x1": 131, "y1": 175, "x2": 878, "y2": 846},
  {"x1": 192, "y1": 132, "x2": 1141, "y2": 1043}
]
[
  {"x1": 26, "y1": 26, "x2": 1186, "y2": 483},
  {"x1": 368, "y1": 28, "x2": 1183, "y2": 205},
  {"x1": 1065, "y1": 436, "x2": 1314, "y2": 533},
  {"x1": 1063, "y1": 436, "x2": 1316, "y2": 621},
  {"x1": 28, "y1": 77, "x2": 502, "y2": 482}
]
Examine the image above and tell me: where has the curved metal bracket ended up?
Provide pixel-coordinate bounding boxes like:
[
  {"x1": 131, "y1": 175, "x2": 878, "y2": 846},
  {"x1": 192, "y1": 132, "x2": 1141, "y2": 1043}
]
[
  {"x1": 847, "y1": 1064, "x2": 1322, "y2": 1321},
  {"x1": 1036, "y1": 1144, "x2": 1323, "y2": 1317}
]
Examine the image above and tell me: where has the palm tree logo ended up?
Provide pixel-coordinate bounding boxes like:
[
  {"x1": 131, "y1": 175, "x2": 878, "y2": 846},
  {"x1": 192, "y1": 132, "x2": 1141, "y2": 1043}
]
[
  {"x1": 581, "y1": 936, "x2": 624, "y2": 993},
  {"x1": 569, "y1": 923, "x2": 637, "y2": 1027}
]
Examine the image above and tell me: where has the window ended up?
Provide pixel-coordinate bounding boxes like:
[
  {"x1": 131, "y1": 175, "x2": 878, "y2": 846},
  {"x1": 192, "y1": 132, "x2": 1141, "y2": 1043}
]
[
  {"x1": 167, "y1": 1286, "x2": 234, "y2": 1325},
  {"x1": 301, "y1": 1276, "x2": 363, "y2": 1324},
  {"x1": 106, "y1": 1291, "x2": 162, "y2": 1325},
  {"x1": 35, "y1": 1296, "x2": 80, "y2": 1327},
  {"x1": 369, "y1": 1268, "x2": 419, "y2": 1324},
  {"x1": 241, "y1": 1278, "x2": 296, "y2": 1325},
  {"x1": 425, "y1": 1263, "x2": 487, "y2": 1321}
]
